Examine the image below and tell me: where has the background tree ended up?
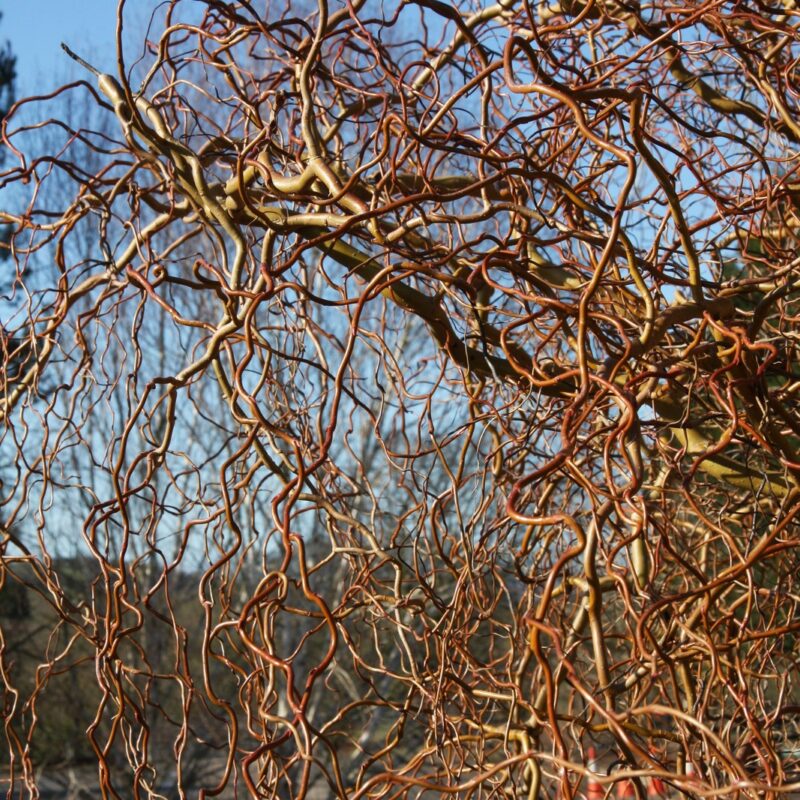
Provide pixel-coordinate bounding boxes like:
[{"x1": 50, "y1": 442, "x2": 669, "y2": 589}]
[
  {"x1": 0, "y1": 12, "x2": 15, "y2": 263},
  {"x1": 0, "y1": 12, "x2": 14, "y2": 159},
  {"x1": 2, "y1": 0, "x2": 800, "y2": 798}
]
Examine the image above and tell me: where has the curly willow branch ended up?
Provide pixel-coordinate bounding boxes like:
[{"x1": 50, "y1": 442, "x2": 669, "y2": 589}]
[{"x1": 1, "y1": 0, "x2": 800, "y2": 797}]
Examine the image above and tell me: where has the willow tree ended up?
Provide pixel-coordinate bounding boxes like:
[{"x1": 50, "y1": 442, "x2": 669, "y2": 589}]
[{"x1": 1, "y1": 0, "x2": 800, "y2": 797}]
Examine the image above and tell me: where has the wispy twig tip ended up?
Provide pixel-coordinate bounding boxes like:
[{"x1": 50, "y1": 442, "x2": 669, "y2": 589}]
[{"x1": 60, "y1": 43, "x2": 101, "y2": 77}]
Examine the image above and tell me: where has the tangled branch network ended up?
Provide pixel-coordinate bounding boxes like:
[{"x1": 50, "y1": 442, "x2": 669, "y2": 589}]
[{"x1": 2, "y1": 0, "x2": 800, "y2": 797}]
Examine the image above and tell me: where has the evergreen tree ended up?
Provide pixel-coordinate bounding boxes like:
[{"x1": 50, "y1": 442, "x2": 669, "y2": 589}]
[
  {"x1": 0, "y1": 13, "x2": 15, "y2": 258},
  {"x1": 0, "y1": 13, "x2": 15, "y2": 137}
]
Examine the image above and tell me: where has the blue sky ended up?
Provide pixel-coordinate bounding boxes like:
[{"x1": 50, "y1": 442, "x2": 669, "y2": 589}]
[{"x1": 2, "y1": 1, "x2": 154, "y2": 95}]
